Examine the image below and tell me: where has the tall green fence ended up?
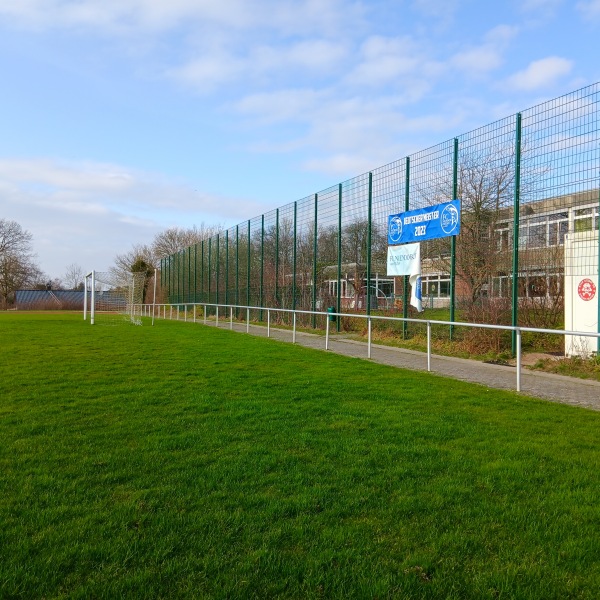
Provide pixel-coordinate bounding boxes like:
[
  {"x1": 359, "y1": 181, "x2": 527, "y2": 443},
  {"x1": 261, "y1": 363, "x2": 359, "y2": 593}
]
[{"x1": 161, "y1": 83, "x2": 600, "y2": 354}]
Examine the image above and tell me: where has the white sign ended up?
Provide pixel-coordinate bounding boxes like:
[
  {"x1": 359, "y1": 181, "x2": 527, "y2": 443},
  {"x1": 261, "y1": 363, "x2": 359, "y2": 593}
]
[
  {"x1": 387, "y1": 242, "x2": 421, "y2": 276},
  {"x1": 387, "y1": 243, "x2": 423, "y2": 311}
]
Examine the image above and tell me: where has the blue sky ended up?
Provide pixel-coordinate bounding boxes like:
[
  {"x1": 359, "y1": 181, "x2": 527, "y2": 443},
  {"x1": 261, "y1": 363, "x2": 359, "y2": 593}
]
[{"x1": 0, "y1": 0, "x2": 599, "y2": 278}]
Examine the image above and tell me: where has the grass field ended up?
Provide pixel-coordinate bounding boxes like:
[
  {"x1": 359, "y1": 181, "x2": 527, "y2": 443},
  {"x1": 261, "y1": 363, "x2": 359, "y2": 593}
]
[{"x1": 1, "y1": 312, "x2": 599, "y2": 599}]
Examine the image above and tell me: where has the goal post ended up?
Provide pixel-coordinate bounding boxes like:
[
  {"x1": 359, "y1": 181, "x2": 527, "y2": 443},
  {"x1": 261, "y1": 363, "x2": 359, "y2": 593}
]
[{"x1": 83, "y1": 270, "x2": 151, "y2": 325}]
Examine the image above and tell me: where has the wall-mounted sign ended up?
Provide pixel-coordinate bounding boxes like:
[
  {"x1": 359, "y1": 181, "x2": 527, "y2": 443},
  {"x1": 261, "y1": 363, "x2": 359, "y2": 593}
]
[{"x1": 388, "y1": 199, "x2": 461, "y2": 245}]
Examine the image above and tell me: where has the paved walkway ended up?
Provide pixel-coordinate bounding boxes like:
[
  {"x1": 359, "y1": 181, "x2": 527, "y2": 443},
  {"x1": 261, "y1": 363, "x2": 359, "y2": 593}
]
[{"x1": 197, "y1": 318, "x2": 600, "y2": 412}]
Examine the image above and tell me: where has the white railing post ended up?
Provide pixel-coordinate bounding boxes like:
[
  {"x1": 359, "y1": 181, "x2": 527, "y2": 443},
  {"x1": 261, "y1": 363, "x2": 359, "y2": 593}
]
[
  {"x1": 427, "y1": 321, "x2": 432, "y2": 372},
  {"x1": 83, "y1": 274, "x2": 88, "y2": 321},
  {"x1": 246, "y1": 308, "x2": 250, "y2": 333},
  {"x1": 204, "y1": 304, "x2": 207, "y2": 325},
  {"x1": 90, "y1": 270, "x2": 95, "y2": 325},
  {"x1": 267, "y1": 309, "x2": 271, "y2": 338},
  {"x1": 293, "y1": 312, "x2": 297, "y2": 343},
  {"x1": 367, "y1": 317, "x2": 372, "y2": 359},
  {"x1": 216, "y1": 306, "x2": 219, "y2": 327},
  {"x1": 230, "y1": 307, "x2": 233, "y2": 329},
  {"x1": 516, "y1": 327, "x2": 522, "y2": 392},
  {"x1": 325, "y1": 313, "x2": 330, "y2": 350},
  {"x1": 185, "y1": 305, "x2": 187, "y2": 322}
]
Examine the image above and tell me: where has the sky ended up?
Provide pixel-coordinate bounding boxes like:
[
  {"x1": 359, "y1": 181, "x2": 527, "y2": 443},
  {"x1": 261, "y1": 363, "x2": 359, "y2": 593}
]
[{"x1": 1, "y1": 0, "x2": 599, "y2": 279}]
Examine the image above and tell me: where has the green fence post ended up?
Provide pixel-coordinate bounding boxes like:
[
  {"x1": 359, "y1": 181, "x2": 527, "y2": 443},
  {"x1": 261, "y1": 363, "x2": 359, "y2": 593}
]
[
  {"x1": 187, "y1": 246, "x2": 191, "y2": 303},
  {"x1": 201, "y1": 240, "x2": 204, "y2": 304},
  {"x1": 313, "y1": 193, "x2": 318, "y2": 329},
  {"x1": 236, "y1": 225, "x2": 239, "y2": 311},
  {"x1": 337, "y1": 183, "x2": 342, "y2": 333},
  {"x1": 293, "y1": 201, "x2": 297, "y2": 313},
  {"x1": 247, "y1": 220, "x2": 251, "y2": 310},
  {"x1": 366, "y1": 172, "x2": 373, "y2": 317},
  {"x1": 275, "y1": 208, "x2": 279, "y2": 306},
  {"x1": 403, "y1": 157, "x2": 410, "y2": 338},
  {"x1": 208, "y1": 238, "x2": 212, "y2": 310},
  {"x1": 217, "y1": 234, "x2": 221, "y2": 306},
  {"x1": 260, "y1": 214, "x2": 264, "y2": 322},
  {"x1": 225, "y1": 230, "x2": 229, "y2": 307},
  {"x1": 450, "y1": 137, "x2": 458, "y2": 339},
  {"x1": 511, "y1": 113, "x2": 522, "y2": 355}
]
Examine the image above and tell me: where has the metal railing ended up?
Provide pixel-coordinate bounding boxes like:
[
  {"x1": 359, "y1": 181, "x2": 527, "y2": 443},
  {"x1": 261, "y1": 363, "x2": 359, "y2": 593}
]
[{"x1": 135, "y1": 302, "x2": 600, "y2": 393}]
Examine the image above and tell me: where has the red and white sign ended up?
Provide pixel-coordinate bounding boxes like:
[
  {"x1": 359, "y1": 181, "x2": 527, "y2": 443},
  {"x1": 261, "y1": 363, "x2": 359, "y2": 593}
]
[{"x1": 578, "y1": 278, "x2": 596, "y2": 301}]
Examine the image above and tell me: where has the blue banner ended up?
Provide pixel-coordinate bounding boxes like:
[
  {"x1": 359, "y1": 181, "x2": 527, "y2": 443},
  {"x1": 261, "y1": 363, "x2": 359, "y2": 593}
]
[{"x1": 388, "y1": 199, "x2": 461, "y2": 245}]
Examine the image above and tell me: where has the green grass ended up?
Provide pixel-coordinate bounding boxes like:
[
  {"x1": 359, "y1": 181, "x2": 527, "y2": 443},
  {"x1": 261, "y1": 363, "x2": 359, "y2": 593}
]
[{"x1": 1, "y1": 312, "x2": 599, "y2": 599}]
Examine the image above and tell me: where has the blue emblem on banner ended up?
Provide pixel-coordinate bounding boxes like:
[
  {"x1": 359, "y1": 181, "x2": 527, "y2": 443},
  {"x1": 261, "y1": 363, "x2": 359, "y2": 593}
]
[{"x1": 387, "y1": 199, "x2": 461, "y2": 245}]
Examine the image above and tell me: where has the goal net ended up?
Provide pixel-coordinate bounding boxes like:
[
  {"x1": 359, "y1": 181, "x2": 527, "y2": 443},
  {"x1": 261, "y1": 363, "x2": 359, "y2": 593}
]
[{"x1": 84, "y1": 270, "x2": 147, "y2": 325}]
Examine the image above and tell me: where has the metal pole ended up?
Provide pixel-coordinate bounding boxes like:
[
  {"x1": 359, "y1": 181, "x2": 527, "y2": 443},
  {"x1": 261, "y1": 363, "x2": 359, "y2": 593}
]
[
  {"x1": 326, "y1": 313, "x2": 330, "y2": 350},
  {"x1": 216, "y1": 234, "x2": 220, "y2": 308},
  {"x1": 90, "y1": 270, "x2": 95, "y2": 325},
  {"x1": 267, "y1": 308, "x2": 270, "y2": 338},
  {"x1": 404, "y1": 157, "x2": 410, "y2": 339},
  {"x1": 337, "y1": 183, "x2": 342, "y2": 333},
  {"x1": 516, "y1": 327, "x2": 522, "y2": 392},
  {"x1": 184, "y1": 305, "x2": 187, "y2": 322},
  {"x1": 230, "y1": 306, "x2": 233, "y2": 330},
  {"x1": 152, "y1": 268, "x2": 157, "y2": 326},
  {"x1": 427, "y1": 321, "x2": 432, "y2": 372},
  {"x1": 312, "y1": 193, "x2": 318, "y2": 329},
  {"x1": 246, "y1": 307, "x2": 250, "y2": 333},
  {"x1": 293, "y1": 311, "x2": 297, "y2": 343},
  {"x1": 512, "y1": 113, "x2": 522, "y2": 355},
  {"x1": 216, "y1": 305, "x2": 219, "y2": 327},
  {"x1": 247, "y1": 220, "x2": 251, "y2": 310},
  {"x1": 225, "y1": 230, "x2": 229, "y2": 308},
  {"x1": 260, "y1": 214, "x2": 264, "y2": 322},
  {"x1": 293, "y1": 201, "x2": 297, "y2": 314},
  {"x1": 366, "y1": 172, "x2": 373, "y2": 317},
  {"x1": 450, "y1": 138, "x2": 458, "y2": 339},
  {"x1": 367, "y1": 317, "x2": 372, "y2": 358},
  {"x1": 208, "y1": 238, "x2": 212, "y2": 313},
  {"x1": 236, "y1": 224, "x2": 240, "y2": 316},
  {"x1": 83, "y1": 273, "x2": 88, "y2": 320},
  {"x1": 597, "y1": 185, "x2": 600, "y2": 354},
  {"x1": 275, "y1": 208, "x2": 279, "y2": 305}
]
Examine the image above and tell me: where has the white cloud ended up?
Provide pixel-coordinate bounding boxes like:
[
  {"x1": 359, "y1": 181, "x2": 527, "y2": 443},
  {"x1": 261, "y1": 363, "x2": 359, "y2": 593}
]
[
  {"x1": 345, "y1": 36, "x2": 429, "y2": 87},
  {"x1": 520, "y1": 0, "x2": 562, "y2": 12},
  {"x1": 506, "y1": 56, "x2": 573, "y2": 91},
  {"x1": 169, "y1": 39, "x2": 349, "y2": 93},
  {"x1": 0, "y1": 0, "x2": 363, "y2": 36},
  {"x1": 577, "y1": 0, "x2": 600, "y2": 19},
  {"x1": 451, "y1": 25, "x2": 518, "y2": 76},
  {"x1": 0, "y1": 158, "x2": 264, "y2": 274}
]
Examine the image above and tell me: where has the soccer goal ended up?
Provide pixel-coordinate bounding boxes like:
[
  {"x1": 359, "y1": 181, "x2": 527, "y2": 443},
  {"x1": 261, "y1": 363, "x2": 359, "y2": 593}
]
[{"x1": 84, "y1": 270, "x2": 154, "y2": 325}]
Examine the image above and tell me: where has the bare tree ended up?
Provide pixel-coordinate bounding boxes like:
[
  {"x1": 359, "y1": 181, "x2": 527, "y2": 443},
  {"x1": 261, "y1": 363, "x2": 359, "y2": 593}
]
[
  {"x1": 113, "y1": 223, "x2": 223, "y2": 281},
  {"x1": 152, "y1": 224, "x2": 223, "y2": 259},
  {"x1": 63, "y1": 263, "x2": 85, "y2": 290},
  {"x1": 0, "y1": 219, "x2": 42, "y2": 307}
]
